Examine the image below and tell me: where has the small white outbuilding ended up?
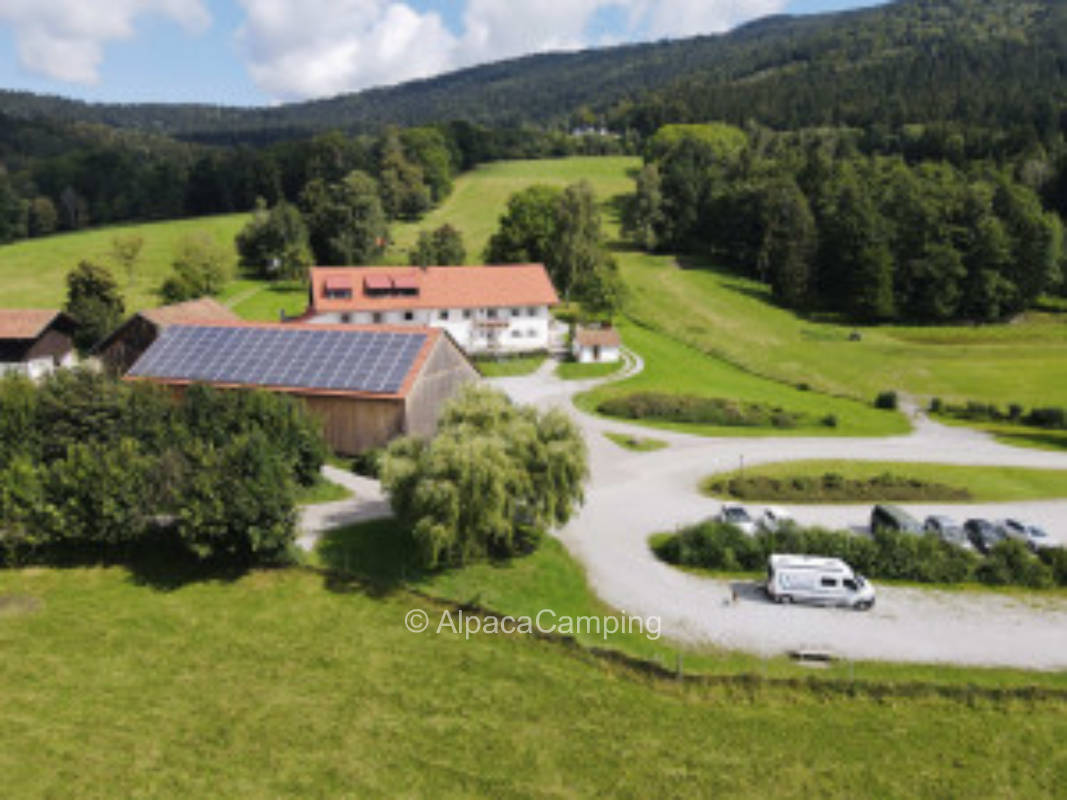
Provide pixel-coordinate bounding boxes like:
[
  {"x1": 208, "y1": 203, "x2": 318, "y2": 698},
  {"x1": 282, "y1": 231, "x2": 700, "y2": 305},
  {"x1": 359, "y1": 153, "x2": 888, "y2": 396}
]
[{"x1": 572, "y1": 325, "x2": 621, "y2": 363}]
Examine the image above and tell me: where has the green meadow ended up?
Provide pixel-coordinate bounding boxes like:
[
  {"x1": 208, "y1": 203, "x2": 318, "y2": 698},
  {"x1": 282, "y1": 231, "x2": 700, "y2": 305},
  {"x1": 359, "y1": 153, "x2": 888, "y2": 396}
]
[
  {"x1": 0, "y1": 214, "x2": 248, "y2": 312},
  {"x1": 1, "y1": 524, "x2": 1065, "y2": 797}
]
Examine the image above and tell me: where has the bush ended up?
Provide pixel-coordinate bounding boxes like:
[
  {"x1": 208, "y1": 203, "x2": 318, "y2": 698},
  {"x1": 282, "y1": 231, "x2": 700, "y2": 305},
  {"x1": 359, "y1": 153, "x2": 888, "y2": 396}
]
[
  {"x1": 598, "y1": 392, "x2": 805, "y2": 428},
  {"x1": 703, "y1": 471, "x2": 971, "y2": 503},
  {"x1": 977, "y1": 540, "x2": 1053, "y2": 589},
  {"x1": 351, "y1": 448, "x2": 382, "y2": 478},
  {"x1": 0, "y1": 370, "x2": 327, "y2": 567},
  {"x1": 655, "y1": 519, "x2": 982, "y2": 586},
  {"x1": 381, "y1": 385, "x2": 589, "y2": 568},
  {"x1": 928, "y1": 397, "x2": 942, "y2": 413},
  {"x1": 820, "y1": 414, "x2": 838, "y2": 428},
  {"x1": 1038, "y1": 547, "x2": 1067, "y2": 586},
  {"x1": 874, "y1": 390, "x2": 898, "y2": 410}
]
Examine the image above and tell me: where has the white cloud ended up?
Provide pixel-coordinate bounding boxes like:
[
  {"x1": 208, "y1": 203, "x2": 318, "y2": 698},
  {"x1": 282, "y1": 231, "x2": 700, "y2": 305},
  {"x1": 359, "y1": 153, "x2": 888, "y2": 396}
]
[
  {"x1": 236, "y1": 0, "x2": 788, "y2": 102},
  {"x1": 0, "y1": 0, "x2": 211, "y2": 84}
]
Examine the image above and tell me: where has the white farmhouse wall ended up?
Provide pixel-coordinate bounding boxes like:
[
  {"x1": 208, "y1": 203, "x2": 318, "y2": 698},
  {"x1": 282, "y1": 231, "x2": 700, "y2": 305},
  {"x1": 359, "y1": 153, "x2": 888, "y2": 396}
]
[{"x1": 307, "y1": 305, "x2": 551, "y2": 355}]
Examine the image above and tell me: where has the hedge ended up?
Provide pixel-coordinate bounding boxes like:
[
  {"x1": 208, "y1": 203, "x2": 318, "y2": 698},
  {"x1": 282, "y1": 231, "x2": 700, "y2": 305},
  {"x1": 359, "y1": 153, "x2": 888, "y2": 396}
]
[
  {"x1": 654, "y1": 520, "x2": 1062, "y2": 589},
  {"x1": 598, "y1": 392, "x2": 814, "y2": 428}
]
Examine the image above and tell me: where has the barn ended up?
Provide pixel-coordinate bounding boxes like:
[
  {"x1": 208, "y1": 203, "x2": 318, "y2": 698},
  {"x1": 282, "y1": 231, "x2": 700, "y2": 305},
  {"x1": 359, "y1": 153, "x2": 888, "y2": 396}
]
[
  {"x1": 0, "y1": 309, "x2": 78, "y2": 379},
  {"x1": 125, "y1": 320, "x2": 479, "y2": 454},
  {"x1": 97, "y1": 297, "x2": 240, "y2": 374},
  {"x1": 572, "y1": 324, "x2": 622, "y2": 364}
]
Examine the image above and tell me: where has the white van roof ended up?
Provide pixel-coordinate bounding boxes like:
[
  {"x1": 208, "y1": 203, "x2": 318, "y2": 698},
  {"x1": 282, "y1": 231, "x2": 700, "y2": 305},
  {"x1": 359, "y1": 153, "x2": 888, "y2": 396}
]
[{"x1": 769, "y1": 554, "x2": 851, "y2": 573}]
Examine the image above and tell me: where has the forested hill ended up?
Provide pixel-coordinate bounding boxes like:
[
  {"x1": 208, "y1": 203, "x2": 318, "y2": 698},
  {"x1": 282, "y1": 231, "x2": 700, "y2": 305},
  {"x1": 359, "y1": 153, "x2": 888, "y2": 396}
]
[{"x1": 1, "y1": 0, "x2": 1066, "y2": 141}]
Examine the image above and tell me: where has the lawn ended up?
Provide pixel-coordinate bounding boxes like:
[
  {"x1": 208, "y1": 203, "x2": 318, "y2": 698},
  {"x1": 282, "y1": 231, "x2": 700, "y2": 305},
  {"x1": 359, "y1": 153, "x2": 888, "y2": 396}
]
[
  {"x1": 0, "y1": 214, "x2": 249, "y2": 312},
  {"x1": 2, "y1": 530, "x2": 1066, "y2": 796},
  {"x1": 700, "y1": 460, "x2": 1067, "y2": 503},
  {"x1": 576, "y1": 321, "x2": 911, "y2": 438},
  {"x1": 294, "y1": 475, "x2": 352, "y2": 505},
  {"x1": 618, "y1": 250, "x2": 1067, "y2": 409},
  {"x1": 556, "y1": 359, "x2": 622, "y2": 380},
  {"x1": 474, "y1": 354, "x2": 547, "y2": 377}
]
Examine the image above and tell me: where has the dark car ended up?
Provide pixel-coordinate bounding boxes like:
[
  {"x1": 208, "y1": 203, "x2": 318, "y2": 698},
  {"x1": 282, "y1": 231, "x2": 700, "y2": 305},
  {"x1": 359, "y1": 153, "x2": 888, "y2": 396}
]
[
  {"x1": 871, "y1": 504, "x2": 922, "y2": 535},
  {"x1": 964, "y1": 519, "x2": 1005, "y2": 554}
]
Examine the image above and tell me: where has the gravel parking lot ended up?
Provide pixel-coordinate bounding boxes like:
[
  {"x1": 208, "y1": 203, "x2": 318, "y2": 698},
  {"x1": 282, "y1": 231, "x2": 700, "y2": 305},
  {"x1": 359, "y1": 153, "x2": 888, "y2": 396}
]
[{"x1": 491, "y1": 357, "x2": 1067, "y2": 669}]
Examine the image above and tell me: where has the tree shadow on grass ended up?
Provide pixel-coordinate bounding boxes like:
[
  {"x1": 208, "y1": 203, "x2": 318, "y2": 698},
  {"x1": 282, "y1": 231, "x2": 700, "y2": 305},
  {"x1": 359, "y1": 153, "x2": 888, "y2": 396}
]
[
  {"x1": 316, "y1": 518, "x2": 428, "y2": 598},
  {"x1": 992, "y1": 430, "x2": 1067, "y2": 452},
  {"x1": 9, "y1": 531, "x2": 250, "y2": 592}
]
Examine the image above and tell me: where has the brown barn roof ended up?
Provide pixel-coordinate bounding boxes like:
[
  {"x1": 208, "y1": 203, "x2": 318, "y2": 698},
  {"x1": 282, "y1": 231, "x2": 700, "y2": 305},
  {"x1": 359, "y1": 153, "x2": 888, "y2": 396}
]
[
  {"x1": 140, "y1": 297, "x2": 240, "y2": 326},
  {"x1": 0, "y1": 309, "x2": 66, "y2": 340},
  {"x1": 575, "y1": 326, "x2": 621, "y2": 348},
  {"x1": 308, "y1": 265, "x2": 559, "y2": 313}
]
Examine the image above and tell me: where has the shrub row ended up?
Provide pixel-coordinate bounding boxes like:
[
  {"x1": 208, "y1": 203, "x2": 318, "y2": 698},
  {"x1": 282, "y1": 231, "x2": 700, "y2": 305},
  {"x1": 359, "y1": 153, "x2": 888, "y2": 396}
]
[
  {"x1": 598, "y1": 392, "x2": 814, "y2": 428},
  {"x1": 931, "y1": 399, "x2": 1067, "y2": 431},
  {"x1": 0, "y1": 370, "x2": 328, "y2": 567},
  {"x1": 703, "y1": 472, "x2": 972, "y2": 503},
  {"x1": 653, "y1": 520, "x2": 1064, "y2": 589}
]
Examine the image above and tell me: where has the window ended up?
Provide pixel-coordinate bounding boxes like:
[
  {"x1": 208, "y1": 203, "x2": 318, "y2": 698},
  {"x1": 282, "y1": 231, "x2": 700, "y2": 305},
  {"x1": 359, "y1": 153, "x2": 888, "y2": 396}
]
[
  {"x1": 439, "y1": 310, "x2": 449, "y2": 320},
  {"x1": 820, "y1": 577, "x2": 837, "y2": 588},
  {"x1": 486, "y1": 308, "x2": 497, "y2": 319},
  {"x1": 340, "y1": 313, "x2": 351, "y2": 324},
  {"x1": 511, "y1": 307, "x2": 521, "y2": 317},
  {"x1": 527, "y1": 307, "x2": 538, "y2": 317},
  {"x1": 843, "y1": 579, "x2": 858, "y2": 591},
  {"x1": 511, "y1": 329, "x2": 522, "y2": 338},
  {"x1": 527, "y1": 329, "x2": 538, "y2": 337},
  {"x1": 324, "y1": 288, "x2": 353, "y2": 300},
  {"x1": 463, "y1": 309, "x2": 472, "y2": 319},
  {"x1": 404, "y1": 311, "x2": 414, "y2": 321},
  {"x1": 372, "y1": 312, "x2": 383, "y2": 324}
]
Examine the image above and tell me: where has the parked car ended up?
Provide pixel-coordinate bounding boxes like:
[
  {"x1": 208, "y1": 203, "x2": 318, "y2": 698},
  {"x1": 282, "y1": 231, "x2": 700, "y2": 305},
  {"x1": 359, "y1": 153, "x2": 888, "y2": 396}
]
[
  {"x1": 964, "y1": 518, "x2": 1005, "y2": 554},
  {"x1": 758, "y1": 507, "x2": 795, "y2": 534},
  {"x1": 765, "y1": 554, "x2": 875, "y2": 610},
  {"x1": 717, "y1": 504, "x2": 757, "y2": 535},
  {"x1": 923, "y1": 515, "x2": 972, "y2": 550},
  {"x1": 998, "y1": 518, "x2": 1053, "y2": 552},
  {"x1": 870, "y1": 504, "x2": 923, "y2": 535}
]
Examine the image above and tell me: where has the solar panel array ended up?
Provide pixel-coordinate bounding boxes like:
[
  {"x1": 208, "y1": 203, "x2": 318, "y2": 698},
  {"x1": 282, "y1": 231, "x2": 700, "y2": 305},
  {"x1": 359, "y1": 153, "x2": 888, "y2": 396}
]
[{"x1": 129, "y1": 325, "x2": 428, "y2": 395}]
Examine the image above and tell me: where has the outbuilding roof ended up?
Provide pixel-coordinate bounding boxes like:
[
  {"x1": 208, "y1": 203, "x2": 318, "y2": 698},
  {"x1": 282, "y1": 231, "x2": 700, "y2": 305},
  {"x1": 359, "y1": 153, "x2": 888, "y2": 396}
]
[
  {"x1": 126, "y1": 321, "x2": 443, "y2": 399},
  {"x1": 0, "y1": 309, "x2": 69, "y2": 340},
  {"x1": 139, "y1": 297, "x2": 240, "y2": 327},
  {"x1": 574, "y1": 325, "x2": 621, "y2": 348},
  {"x1": 308, "y1": 265, "x2": 559, "y2": 313}
]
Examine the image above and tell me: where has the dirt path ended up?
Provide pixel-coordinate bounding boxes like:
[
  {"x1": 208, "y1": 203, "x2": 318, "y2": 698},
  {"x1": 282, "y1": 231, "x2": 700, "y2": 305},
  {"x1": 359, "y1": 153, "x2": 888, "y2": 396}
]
[{"x1": 296, "y1": 466, "x2": 391, "y2": 551}]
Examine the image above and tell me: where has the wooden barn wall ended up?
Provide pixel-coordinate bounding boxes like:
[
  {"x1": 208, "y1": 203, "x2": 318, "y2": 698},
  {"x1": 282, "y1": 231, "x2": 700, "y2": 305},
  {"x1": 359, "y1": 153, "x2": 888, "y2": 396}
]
[
  {"x1": 100, "y1": 317, "x2": 160, "y2": 374},
  {"x1": 24, "y1": 328, "x2": 74, "y2": 362},
  {"x1": 404, "y1": 338, "x2": 481, "y2": 439},
  {"x1": 301, "y1": 394, "x2": 406, "y2": 455}
]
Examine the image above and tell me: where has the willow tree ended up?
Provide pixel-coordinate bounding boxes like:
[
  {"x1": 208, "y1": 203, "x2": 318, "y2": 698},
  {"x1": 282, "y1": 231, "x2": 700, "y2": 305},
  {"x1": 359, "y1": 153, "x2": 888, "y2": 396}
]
[{"x1": 380, "y1": 385, "x2": 588, "y2": 568}]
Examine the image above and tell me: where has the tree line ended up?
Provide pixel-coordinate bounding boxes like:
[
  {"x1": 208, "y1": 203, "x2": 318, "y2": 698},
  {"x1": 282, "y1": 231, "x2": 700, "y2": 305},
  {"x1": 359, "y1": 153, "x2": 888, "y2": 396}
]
[{"x1": 627, "y1": 123, "x2": 1065, "y2": 323}]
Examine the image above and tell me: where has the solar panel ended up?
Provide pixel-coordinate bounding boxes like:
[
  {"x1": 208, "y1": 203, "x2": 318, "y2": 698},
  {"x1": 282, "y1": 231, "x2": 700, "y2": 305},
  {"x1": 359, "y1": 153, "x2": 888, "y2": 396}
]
[{"x1": 129, "y1": 325, "x2": 428, "y2": 395}]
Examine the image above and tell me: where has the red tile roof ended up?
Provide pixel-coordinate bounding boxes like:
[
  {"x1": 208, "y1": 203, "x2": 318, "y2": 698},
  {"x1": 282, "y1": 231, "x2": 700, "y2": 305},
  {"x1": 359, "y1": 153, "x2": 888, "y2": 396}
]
[
  {"x1": 308, "y1": 265, "x2": 559, "y2": 313},
  {"x1": 0, "y1": 309, "x2": 66, "y2": 340},
  {"x1": 139, "y1": 297, "x2": 240, "y2": 327},
  {"x1": 124, "y1": 320, "x2": 447, "y2": 400}
]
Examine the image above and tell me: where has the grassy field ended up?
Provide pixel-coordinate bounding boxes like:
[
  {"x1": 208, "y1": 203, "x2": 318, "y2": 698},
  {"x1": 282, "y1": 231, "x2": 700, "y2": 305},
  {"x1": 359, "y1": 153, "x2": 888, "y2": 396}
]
[
  {"x1": 2, "y1": 529, "x2": 1066, "y2": 796},
  {"x1": 474, "y1": 354, "x2": 547, "y2": 377},
  {"x1": 556, "y1": 360, "x2": 622, "y2": 380},
  {"x1": 618, "y1": 250, "x2": 1067, "y2": 409},
  {"x1": 382, "y1": 156, "x2": 639, "y2": 264},
  {"x1": 576, "y1": 321, "x2": 911, "y2": 437},
  {"x1": 0, "y1": 214, "x2": 248, "y2": 312},
  {"x1": 294, "y1": 475, "x2": 352, "y2": 505},
  {"x1": 702, "y1": 460, "x2": 1067, "y2": 503}
]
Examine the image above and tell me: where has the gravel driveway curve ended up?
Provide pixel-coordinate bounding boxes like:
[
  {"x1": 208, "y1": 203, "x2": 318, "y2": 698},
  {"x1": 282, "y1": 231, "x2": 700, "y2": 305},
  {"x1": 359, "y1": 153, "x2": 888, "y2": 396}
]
[{"x1": 491, "y1": 358, "x2": 1067, "y2": 670}]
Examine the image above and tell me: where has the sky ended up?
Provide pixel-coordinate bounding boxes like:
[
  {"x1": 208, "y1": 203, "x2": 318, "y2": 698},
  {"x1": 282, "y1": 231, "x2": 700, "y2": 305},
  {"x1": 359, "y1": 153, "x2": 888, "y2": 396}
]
[{"x1": 0, "y1": 0, "x2": 886, "y2": 106}]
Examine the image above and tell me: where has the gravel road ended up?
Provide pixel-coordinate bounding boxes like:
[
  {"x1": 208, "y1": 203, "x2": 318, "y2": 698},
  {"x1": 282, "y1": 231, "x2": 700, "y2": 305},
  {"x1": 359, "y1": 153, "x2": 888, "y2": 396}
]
[{"x1": 490, "y1": 357, "x2": 1067, "y2": 670}]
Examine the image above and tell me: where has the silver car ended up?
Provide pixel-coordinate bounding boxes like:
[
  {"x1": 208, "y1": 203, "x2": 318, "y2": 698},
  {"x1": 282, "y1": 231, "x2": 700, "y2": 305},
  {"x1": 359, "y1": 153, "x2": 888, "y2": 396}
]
[
  {"x1": 717, "y1": 504, "x2": 757, "y2": 535},
  {"x1": 1000, "y1": 518, "x2": 1053, "y2": 552},
  {"x1": 923, "y1": 515, "x2": 972, "y2": 550}
]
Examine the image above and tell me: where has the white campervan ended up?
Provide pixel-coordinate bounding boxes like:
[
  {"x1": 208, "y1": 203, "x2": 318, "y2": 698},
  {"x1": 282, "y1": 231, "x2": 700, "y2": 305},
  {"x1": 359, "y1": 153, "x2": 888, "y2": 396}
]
[{"x1": 765, "y1": 554, "x2": 876, "y2": 610}]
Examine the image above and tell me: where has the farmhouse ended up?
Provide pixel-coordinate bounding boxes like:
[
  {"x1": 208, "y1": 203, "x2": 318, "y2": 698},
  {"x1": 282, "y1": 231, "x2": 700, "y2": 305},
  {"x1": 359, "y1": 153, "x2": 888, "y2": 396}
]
[
  {"x1": 300, "y1": 265, "x2": 559, "y2": 355},
  {"x1": 572, "y1": 324, "x2": 622, "y2": 364},
  {"x1": 97, "y1": 297, "x2": 240, "y2": 374},
  {"x1": 126, "y1": 321, "x2": 479, "y2": 454},
  {"x1": 0, "y1": 309, "x2": 77, "y2": 379}
]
